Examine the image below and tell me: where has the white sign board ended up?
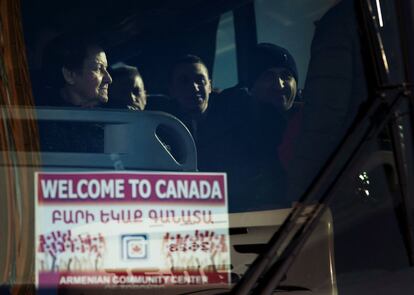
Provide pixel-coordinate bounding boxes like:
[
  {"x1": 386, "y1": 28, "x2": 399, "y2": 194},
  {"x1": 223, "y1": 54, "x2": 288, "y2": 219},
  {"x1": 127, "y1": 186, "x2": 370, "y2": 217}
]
[{"x1": 35, "y1": 171, "x2": 230, "y2": 288}]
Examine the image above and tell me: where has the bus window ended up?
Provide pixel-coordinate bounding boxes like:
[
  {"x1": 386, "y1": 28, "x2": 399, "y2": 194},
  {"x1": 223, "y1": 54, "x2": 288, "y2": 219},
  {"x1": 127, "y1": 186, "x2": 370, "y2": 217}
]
[
  {"x1": 1, "y1": 0, "x2": 414, "y2": 293},
  {"x1": 254, "y1": 0, "x2": 338, "y2": 89},
  {"x1": 212, "y1": 11, "x2": 238, "y2": 90}
]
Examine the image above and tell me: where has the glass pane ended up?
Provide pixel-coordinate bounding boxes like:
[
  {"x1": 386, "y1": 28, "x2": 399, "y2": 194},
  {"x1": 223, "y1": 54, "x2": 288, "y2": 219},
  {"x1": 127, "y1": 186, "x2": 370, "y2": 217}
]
[
  {"x1": 213, "y1": 11, "x2": 237, "y2": 90},
  {"x1": 0, "y1": 0, "x2": 411, "y2": 293},
  {"x1": 329, "y1": 124, "x2": 414, "y2": 293}
]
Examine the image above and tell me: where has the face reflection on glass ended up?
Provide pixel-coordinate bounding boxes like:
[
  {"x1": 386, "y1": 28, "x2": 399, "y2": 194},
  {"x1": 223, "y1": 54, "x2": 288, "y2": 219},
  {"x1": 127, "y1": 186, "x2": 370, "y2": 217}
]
[
  {"x1": 71, "y1": 48, "x2": 113, "y2": 107},
  {"x1": 170, "y1": 62, "x2": 212, "y2": 114},
  {"x1": 128, "y1": 75, "x2": 147, "y2": 111},
  {"x1": 252, "y1": 67, "x2": 297, "y2": 111}
]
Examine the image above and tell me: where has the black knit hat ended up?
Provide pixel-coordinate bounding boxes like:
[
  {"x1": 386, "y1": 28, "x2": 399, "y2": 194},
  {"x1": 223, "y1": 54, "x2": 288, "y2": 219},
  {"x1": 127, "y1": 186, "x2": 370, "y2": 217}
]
[{"x1": 247, "y1": 43, "x2": 298, "y2": 87}]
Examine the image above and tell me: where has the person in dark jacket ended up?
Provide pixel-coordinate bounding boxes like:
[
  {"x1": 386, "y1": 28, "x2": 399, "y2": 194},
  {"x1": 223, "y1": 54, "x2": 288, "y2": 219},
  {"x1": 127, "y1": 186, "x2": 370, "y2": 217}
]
[
  {"x1": 248, "y1": 43, "x2": 300, "y2": 207},
  {"x1": 162, "y1": 54, "x2": 213, "y2": 140},
  {"x1": 214, "y1": 43, "x2": 300, "y2": 210},
  {"x1": 38, "y1": 33, "x2": 113, "y2": 152}
]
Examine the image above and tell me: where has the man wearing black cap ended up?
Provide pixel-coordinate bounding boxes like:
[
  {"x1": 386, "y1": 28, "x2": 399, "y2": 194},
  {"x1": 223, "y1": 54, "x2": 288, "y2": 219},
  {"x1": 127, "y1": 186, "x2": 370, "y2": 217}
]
[
  {"x1": 247, "y1": 43, "x2": 298, "y2": 112},
  {"x1": 200, "y1": 43, "x2": 299, "y2": 211},
  {"x1": 247, "y1": 43, "x2": 299, "y2": 208}
]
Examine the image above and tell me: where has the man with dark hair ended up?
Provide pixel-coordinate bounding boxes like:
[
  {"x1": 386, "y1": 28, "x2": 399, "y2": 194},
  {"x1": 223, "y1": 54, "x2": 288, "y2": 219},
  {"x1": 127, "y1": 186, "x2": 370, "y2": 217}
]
[
  {"x1": 168, "y1": 54, "x2": 212, "y2": 120},
  {"x1": 40, "y1": 33, "x2": 112, "y2": 107},
  {"x1": 107, "y1": 65, "x2": 147, "y2": 111},
  {"x1": 146, "y1": 54, "x2": 214, "y2": 142}
]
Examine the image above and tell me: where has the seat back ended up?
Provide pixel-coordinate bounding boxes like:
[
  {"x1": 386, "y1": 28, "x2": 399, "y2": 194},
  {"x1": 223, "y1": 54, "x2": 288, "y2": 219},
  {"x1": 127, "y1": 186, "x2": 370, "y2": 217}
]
[{"x1": 0, "y1": 107, "x2": 197, "y2": 171}]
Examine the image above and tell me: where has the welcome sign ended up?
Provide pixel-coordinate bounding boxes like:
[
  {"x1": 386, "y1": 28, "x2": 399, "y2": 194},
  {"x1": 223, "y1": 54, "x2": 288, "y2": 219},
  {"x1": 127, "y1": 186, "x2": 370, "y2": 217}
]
[{"x1": 35, "y1": 171, "x2": 230, "y2": 288}]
